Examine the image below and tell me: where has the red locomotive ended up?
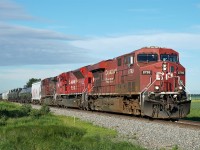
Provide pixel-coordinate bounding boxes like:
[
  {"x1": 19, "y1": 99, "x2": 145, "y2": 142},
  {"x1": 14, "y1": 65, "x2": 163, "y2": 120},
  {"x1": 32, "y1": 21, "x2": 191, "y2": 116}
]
[
  {"x1": 41, "y1": 77, "x2": 56, "y2": 105},
  {"x1": 38, "y1": 47, "x2": 191, "y2": 119},
  {"x1": 54, "y1": 66, "x2": 93, "y2": 108}
]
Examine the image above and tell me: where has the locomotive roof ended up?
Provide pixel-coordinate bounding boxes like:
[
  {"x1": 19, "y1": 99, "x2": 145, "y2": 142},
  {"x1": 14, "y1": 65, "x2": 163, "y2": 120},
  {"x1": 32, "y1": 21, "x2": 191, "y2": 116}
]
[
  {"x1": 88, "y1": 60, "x2": 112, "y2": 72},
  {"x1": 135, "y1": 47, "x2": 179, "y2": 54},
  {"x1": 116, "y1": 46, "x2": 179, "y2": 59},
  {"x1": 73, "y1": 65, "x2": 90, "y2": 72},
  {"x1": 20, "y1": 87, "x2": 31, "y2": 93},
  {"x1": 42, "y1": 76, "x2": 57, "y2": 81}
]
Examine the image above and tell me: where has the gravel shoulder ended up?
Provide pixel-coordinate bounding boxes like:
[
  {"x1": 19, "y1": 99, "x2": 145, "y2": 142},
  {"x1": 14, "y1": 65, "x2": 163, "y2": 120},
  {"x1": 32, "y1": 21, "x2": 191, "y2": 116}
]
[{"x1": 32, "y1": 105, "x2": 200, "y2": 150}]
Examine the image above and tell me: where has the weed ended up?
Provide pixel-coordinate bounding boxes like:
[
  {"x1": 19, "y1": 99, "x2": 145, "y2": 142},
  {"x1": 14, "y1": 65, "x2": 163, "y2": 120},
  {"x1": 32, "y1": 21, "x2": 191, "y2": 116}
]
[
  {"x1": 39, "y1": 104, "x2": 50, "y2": 115},
  {"x1": 29, "y1": 109, "x2": 41, "y2": 119},
  {"x1": 0, "y1": 115, "x2": 7, "y2": 126},
  {"x1": 20, "y1": 104, "x2": 32, "y2": 116},
  {"x1": 172, "y1": 145, "x2": 179, "y2": 150}
]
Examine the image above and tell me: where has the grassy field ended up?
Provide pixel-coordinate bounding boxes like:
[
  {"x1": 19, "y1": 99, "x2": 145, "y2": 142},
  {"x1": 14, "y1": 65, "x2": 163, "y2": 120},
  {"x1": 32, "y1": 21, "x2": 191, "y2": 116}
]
[
  {"x1": 184, "y1": 100, "x2": 200, "y2": 121},
  {"x1": 0, "y1": 101, "x2": 145, "y2": 150}
]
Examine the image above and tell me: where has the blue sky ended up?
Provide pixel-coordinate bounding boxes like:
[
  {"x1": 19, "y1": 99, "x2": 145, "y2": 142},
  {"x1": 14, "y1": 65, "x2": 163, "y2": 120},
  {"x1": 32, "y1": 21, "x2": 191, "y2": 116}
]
[{"x1": 0, "y1": 0, "x2": 200, "y2": 93}]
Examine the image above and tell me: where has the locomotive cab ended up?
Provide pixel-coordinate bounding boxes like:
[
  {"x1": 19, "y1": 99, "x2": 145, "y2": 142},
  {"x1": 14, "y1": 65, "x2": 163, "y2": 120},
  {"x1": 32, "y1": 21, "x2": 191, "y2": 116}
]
[{"x1": 137, "y1": 47, "x2": 191, "y2": 119}]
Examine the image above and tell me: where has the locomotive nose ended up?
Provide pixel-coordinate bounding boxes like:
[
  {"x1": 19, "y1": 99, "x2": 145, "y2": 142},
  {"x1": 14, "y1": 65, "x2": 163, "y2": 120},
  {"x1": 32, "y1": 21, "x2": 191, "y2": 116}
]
[{"x1": 158, "y1": 62, "x2": 184, "y2": 93}]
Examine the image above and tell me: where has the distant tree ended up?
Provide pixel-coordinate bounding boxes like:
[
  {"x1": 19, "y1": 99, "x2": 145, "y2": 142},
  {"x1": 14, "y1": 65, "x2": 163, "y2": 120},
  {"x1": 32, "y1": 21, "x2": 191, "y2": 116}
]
[{"x1": 26, "y1": 78, "x2": 41, "y2": 88}]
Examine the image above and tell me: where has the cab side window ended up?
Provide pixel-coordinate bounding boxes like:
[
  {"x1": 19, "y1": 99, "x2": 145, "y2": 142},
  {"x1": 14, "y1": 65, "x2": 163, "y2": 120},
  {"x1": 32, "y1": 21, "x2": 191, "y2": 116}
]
[{"x1": 124, "y1": 55, "x2": 134, "y2": 65}]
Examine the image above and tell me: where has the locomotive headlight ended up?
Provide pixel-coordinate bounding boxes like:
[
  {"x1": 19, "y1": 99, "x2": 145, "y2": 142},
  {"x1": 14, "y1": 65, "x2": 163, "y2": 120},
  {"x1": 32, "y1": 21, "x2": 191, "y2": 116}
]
[
  {"x1": 162, "y1": 63, "x2": 167, "y2": 71},
  {"x1": 163, "y1": 64, "x2": 167, "y2": 68},
  {"x1": 154, "y1": 85, "x2": 160, "y2": 91},
  {"x1": 178, "y1": 86, "x2": 183, "y2": 90}
]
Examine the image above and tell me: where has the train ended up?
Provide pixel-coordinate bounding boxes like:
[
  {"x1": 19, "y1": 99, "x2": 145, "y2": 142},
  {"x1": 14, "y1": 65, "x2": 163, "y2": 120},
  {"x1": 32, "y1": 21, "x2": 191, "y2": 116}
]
[{"x1": 0, "y1": 47, "x2": 191, "y2": 119}]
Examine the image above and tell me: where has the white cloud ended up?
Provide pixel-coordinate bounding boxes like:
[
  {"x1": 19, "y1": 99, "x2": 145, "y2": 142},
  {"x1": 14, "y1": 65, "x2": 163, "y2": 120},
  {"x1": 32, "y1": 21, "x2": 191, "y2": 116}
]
[
  {"x1": 0, "y1": 0, "x2": 34, "y2": 20},
  {"x1": 0, "y1": 23, "x2": 83, "y2": 40},
  {"x1": 0, "y1": 67, "x2": 59, "y2": 80},
  {"x1": 196, "y1": 3, "x2": 200, "y2": 9},
  {"x1": 0, "y1": 64, "x2": 89, "y2": 80},
  {"x1": 0, "y1": 66, "x2": 61, "y2": 92},
  {"x1": 70, "y1": 33, "x2": 200, "y2": 60},
  {"x1": 0, "y1": 24, "x2": 93, "y2": 65},
  {"x1": 0, "y1": 63, "x2": 89, "y2": 93},
  {"x1": 0, "y1": 0, "x2": 94, "y2": 66}
]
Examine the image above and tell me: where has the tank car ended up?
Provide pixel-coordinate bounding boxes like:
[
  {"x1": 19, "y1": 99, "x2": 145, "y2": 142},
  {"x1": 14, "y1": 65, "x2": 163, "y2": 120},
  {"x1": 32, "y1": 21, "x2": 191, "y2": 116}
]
[
  {"x1": 19, "y1": 87, "x2": 32, "y2": 103},
  {"x1": 8, "y1": 88, "x2": 22, "y2": 102},
  {"x1": 2, "y1": 91, "x2": 9, "y2": 100},
  {"x1": 85, "y1": 47, "x2": 191, "y2": 119}
]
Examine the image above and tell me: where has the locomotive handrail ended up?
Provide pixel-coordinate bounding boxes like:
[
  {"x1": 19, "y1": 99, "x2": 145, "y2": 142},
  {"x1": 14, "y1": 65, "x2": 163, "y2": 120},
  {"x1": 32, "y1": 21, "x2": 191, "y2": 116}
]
[
  {"x1": 143, "y1": 77, "x2": 152, "y2": 91},
  {"x1": 174, "y1": 76, "x2": 191, "y2": 100},
  {"x1": 140, "y1": 77, "x2": 157, "y2": 106},
  {"x1": 90, "y1": 85, "x2": 94, "y2": 91},
  {"x1": 142, "y1": 78, "x2": 157, "y2": 95},
  {"x1": 82, "y1": 87, "x2": 87, "y2": 93},
  {"x1": 179, "y1": 80, "x2": 191, "y2": 100},
  {"x1": 83, "y1": 83, "x2": 96, "y2": 93}
]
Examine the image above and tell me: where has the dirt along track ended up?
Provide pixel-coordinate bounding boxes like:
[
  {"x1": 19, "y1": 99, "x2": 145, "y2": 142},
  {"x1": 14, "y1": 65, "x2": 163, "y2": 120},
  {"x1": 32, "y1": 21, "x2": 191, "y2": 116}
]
[{"x1": 32, "y1": 104, "x2": 200, "y2": 129}]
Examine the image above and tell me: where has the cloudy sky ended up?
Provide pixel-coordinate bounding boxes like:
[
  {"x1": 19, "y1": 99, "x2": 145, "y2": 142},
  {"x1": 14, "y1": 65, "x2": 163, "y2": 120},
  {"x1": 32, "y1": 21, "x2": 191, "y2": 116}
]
[{"x1": 0, "y1": 0, "x2": 200, "y2": 93}]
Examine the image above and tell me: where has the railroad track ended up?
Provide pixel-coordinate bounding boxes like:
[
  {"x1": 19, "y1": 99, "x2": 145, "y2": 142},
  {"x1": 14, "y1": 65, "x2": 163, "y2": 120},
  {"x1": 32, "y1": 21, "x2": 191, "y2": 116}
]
[
  {"x1": 31, "y1": 104, "x2": 200, "y2": 130},
  {"x1": 177, "y1": 119, "x2": 200, "y2": 127}
]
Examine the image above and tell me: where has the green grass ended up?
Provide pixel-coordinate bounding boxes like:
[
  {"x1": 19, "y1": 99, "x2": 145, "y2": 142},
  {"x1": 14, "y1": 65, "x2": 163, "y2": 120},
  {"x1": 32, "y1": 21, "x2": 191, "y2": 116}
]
[
  {"x1": 0, "y1": 101, "x2": 21, "y2": 110},
  {"x1": 0, "y1": 101, "x2": 145, "y2": 150},
  {"x1": 184, "y1": 100, "x2": 200, "y2": 121}
]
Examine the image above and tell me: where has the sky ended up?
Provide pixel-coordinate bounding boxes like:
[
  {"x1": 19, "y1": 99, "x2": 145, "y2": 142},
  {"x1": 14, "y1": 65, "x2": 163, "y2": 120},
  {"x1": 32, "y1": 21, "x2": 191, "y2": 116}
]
[{"x1": 0, "y1": 0, "x2": 200, "y2": 93}]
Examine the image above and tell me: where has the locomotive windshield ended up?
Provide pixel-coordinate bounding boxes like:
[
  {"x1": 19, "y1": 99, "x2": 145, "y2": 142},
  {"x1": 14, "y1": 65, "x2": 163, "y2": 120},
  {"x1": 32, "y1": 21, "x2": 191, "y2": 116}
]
[
  {"x1": 137, "y1": 54, "x2": 158, "y2": 62},
  {"x1": 160, "y1": 54, "x2": 178, "y2": 62}
]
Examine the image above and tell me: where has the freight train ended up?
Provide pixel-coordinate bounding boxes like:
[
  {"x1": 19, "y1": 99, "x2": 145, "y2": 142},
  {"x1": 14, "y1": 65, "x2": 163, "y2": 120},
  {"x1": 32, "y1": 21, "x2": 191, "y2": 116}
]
[{"x1": 0, "y1": 47, "x2": 191, "y2": 119}]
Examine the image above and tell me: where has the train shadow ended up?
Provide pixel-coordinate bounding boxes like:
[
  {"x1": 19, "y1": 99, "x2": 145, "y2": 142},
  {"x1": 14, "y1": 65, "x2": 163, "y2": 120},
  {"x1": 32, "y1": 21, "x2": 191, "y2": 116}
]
[{"x1": 183, "y1": 117, "x2": 200, "y2": 122}]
